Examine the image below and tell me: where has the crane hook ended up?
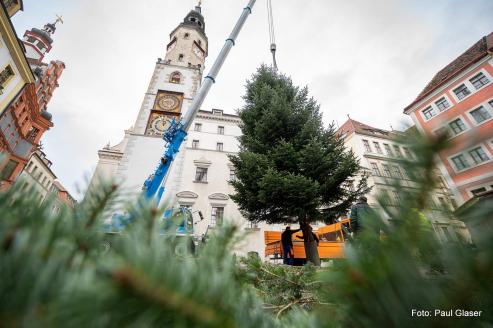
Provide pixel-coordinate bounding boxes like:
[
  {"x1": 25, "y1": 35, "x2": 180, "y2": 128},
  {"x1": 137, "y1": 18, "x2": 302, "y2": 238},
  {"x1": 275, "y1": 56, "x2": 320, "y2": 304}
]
[{"x1": 267, "y1": 0, "x2": 278, "y2": 71}]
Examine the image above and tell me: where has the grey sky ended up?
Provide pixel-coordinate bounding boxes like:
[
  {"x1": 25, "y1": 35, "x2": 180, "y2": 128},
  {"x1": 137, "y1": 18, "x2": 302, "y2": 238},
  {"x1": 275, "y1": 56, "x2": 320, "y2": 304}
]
[{"x1": 12, "y1": 0, "x2": 493, "y2": 198}]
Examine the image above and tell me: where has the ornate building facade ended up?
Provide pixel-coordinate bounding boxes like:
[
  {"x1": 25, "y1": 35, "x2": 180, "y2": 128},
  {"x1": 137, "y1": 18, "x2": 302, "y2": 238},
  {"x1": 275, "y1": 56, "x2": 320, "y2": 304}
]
[{"x1": 0, "y1": 14, "x2": 65, "y2": 190}]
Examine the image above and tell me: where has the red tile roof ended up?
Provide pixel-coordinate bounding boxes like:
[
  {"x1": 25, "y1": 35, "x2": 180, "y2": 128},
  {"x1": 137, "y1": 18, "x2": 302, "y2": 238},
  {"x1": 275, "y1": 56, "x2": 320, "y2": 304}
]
[
  {"x1": 404, "y1": 32, "x2": 493, "y2": 113},
  {"x1": 337, "y1": 118, "x2": 398, "y2": 140}
]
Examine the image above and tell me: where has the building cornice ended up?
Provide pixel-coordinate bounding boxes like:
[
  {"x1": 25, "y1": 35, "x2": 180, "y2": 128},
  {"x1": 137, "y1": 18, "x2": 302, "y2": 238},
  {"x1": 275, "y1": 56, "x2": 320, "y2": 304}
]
[
  {"x1": 195, "y1": 113, "x2": 241, "y2": 124},
  {"x1": 0, "y1": 3, "x2": 35, "y2": 84},
  {"x1": 404, "y1": 55, "x2": 492, "y2": 115}
]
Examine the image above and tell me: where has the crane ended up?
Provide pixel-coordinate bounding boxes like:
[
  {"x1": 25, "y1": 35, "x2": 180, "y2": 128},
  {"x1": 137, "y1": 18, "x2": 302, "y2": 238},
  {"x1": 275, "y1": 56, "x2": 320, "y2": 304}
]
[{"x1": 142, "y1": 0, "x2": 257, "y2": 205}]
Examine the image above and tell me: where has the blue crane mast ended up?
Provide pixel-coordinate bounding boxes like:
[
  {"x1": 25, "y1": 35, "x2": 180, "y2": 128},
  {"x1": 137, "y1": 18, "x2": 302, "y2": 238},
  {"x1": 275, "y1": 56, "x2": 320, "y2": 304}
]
[{"x1": 142, "y1": 0, "x2": 257, "y2": 205}]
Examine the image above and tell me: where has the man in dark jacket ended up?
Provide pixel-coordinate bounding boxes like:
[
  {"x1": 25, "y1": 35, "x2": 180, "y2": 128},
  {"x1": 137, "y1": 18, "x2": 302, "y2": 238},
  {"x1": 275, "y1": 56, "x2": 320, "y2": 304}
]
[
  {"x1": 350, "y1": 196, "x2": 370, "y2": 237},
  {"x1": 281, "y1": 226, "x2": 300, "y2": 265}
]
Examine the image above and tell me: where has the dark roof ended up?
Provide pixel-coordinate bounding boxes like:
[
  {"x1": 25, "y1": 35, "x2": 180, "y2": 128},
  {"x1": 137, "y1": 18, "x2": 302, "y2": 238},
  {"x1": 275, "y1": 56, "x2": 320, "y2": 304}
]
[{"x1": 404, "y1": 32, "x2": 493, "y2": 113}]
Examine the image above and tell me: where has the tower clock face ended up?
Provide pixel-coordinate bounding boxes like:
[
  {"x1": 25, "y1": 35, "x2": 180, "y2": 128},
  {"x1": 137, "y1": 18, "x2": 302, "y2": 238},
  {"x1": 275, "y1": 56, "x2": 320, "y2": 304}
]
[
  {"x1": 158, "y1": 94, "x2": 180, "y2": 111},
  {"x1": 148, "y1": 115, "x2": 172, "y2": 135}
]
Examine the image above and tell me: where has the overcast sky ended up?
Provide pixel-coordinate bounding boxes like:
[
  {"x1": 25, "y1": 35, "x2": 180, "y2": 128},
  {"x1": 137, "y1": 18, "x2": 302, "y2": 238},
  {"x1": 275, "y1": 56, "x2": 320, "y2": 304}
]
[{"x1": 12, "y1": 0, "x2": 493, "y2": 198}]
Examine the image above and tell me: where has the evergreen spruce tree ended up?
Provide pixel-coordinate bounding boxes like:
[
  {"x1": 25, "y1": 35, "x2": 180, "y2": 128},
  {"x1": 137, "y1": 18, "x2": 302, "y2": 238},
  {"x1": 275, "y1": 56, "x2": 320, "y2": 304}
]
[{"x1": 230, "y1": 66, "x2": 368, "y2": 265}]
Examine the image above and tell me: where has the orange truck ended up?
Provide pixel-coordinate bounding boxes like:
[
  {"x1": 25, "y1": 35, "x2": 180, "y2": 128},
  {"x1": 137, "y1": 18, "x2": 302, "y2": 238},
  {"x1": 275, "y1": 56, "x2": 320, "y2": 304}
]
[{"x1": 264, "y1": 218, "x2": 351, "y2": 264}]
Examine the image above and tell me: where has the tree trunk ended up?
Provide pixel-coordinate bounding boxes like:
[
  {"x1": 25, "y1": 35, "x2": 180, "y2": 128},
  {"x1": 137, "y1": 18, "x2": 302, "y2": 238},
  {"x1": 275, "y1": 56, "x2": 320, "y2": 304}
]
[{"x1": 300, "y1": 221, "x2": 321, "y2": 266}]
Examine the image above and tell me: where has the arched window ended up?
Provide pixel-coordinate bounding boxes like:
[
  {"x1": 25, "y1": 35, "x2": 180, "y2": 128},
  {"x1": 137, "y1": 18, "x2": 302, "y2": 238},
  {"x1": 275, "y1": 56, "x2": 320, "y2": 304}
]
[
  {"x1": 178, "y1": 54, "x2": 184, "y2": 62},
  {"x1": 184, "y1": 33, "x2": 190, "y2": 39},
  {"x1": 170, "y1": 72, "x2": 181, "y2": 83}
]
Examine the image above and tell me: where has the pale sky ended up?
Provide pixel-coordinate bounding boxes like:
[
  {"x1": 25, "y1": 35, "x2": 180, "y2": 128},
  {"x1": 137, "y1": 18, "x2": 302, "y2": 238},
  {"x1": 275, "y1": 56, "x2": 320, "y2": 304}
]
[{"x1": 12, "y1": 0, "x2": 493, "y2": 198}]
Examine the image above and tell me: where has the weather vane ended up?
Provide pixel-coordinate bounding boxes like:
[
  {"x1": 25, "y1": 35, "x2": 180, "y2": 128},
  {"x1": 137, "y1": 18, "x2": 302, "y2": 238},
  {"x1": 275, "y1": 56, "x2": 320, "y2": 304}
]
[
  {"x1": 54, "y1": 14, "x2": 64, "y2": 26},
  {"x1": 198, "y1": 0, "x2": 202, "y2": 6}
]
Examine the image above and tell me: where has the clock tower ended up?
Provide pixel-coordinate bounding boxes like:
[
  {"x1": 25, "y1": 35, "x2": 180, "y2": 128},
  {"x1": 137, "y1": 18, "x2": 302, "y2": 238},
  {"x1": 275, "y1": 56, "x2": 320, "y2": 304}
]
[{"x1": 86, "y1": 4, "x2": 209, "y2": 199}]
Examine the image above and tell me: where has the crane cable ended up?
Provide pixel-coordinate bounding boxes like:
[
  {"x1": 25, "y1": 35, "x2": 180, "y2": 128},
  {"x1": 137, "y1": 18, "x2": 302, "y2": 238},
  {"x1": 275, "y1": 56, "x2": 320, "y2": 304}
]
[{"x1": 267, "y1": 0, "x2": 278, "y2": 71}]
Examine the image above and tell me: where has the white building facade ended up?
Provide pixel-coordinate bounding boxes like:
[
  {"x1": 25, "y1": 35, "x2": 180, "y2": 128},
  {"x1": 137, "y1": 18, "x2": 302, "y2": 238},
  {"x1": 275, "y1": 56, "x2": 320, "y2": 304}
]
[
  {"x1": 86, "y1": 5, "x2": 270, "y2": 257},
  {"x1": 17, "y1": 150, "x2": 56, "y2": 203},
  {"x1": 337, "y1": 118, "x2": 470, "y2": 243}
]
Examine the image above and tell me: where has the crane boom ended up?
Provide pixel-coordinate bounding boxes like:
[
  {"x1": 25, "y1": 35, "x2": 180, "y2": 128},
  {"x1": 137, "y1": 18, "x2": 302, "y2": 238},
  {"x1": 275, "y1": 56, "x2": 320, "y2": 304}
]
[{"x1": 143, "y1": 0, "x2": 257, "y2": 203}]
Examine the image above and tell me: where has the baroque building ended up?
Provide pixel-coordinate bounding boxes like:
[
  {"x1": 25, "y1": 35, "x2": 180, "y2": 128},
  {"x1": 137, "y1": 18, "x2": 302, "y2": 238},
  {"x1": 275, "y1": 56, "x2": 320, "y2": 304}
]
[
  {"x1": 403, "y1": 32, "x2": 493, "y2": 205},
  {"x1": 0, "y1": 13, "x2": 65, "y2": 190},
  {"x1": 337, "y1": 118, "x2": 470, "y2": 243}
]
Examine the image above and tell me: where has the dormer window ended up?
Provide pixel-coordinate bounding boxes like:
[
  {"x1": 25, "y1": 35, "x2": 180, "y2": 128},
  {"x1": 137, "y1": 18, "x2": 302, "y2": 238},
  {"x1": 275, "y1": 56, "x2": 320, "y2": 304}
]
[
  {"x1": 170, "y1": 71, "x2": 181, "y2": 83},
  {"x1": 212, "y1": 109, "x2": 223, "y2": 115}
]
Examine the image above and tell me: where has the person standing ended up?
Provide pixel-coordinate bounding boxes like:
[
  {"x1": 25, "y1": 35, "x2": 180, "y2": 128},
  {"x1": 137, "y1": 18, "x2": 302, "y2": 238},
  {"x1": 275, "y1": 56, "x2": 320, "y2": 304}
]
[
  {"x1": 281, "y1": 226, "x2": 300, "y2": 265},
  {"x1": 349, "y1": 196, "x2": 370, "y2": 237}
]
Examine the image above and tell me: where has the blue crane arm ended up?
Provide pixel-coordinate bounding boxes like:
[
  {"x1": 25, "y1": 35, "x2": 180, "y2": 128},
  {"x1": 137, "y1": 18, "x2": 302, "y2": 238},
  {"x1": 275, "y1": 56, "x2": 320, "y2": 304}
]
[
  {"x1": 141, "y1": 0, "x2": 256, "y2": 204},
  {"x1": 142, "y1": 119, "x2": 186, "y2": 203}
]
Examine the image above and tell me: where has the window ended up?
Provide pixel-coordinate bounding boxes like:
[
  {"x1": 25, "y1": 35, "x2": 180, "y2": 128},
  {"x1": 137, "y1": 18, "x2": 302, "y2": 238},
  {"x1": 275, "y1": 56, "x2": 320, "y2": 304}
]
[
  {"x1": 362, "y1": 140, "x2": 371, "y2": 152},
  {"x1": 470, "y1": 187, "x2": 487, "y2": 196},
  {"x1": 438, "y1": 197, "x2": 449, "y2": 210},
  {"x1": 194, "y1": 123, "x2": 202, "y2": 132},
  {"x1": 216, "y1": 142, "x2": 223, "y2": 151},
  {"x1": 448, "y1": 118, "x2": 467, "y2": 135},
  {"x1": 42, "y1": 177, "x2": 47, "y2": 185},
  {"x1": 170, "y1": 72, "x2": 181, "y2": 83},
  {"x1": 229, "y1": 169, "x2": 236, "y2": 181},
  {"x1": 441, "y1": 226, "x2": 453, "y2": 242},
  {"x1": 37, "y1": 41, "x2": 46, "y2": 51},
  {"x1": 194, "y1": 167, "x2": 208, "y2": 182},
  {"x1": 383, "y1": 144, "x2": 393, "y2": 156},
  {"x1": 210, "y1": 207, "x2": 224, "y2": 227},
  {"x1": 451, "y1": 154, "x2": 470, "y2": 171},
  {"x1": 26, "y1": 161, "x2": 34, "y2": 171},
  {"x1": 393, "y1": 145, "x2": 402, "y2": 157},
  {"x1": 435, "y1": 97, "x2": 450, "y2": 111},
  {"x1": 382, "y1": 164, "x2": 391, "y2": 177},
  {"x1": 373, "y1": 142, "x2": 382, "y2": 154},
  {"x1": 31, "y1": 166, "x2": 38, "y2": 176},
  {"x1": 469, "y1": 72, "x2": 489, "y2": 90},
  {"x1": 218, "y1": 126, "x2": 224, "y2": 135},
  {"x1": 370, "y1": 162, "x2": 380, "y2": 176},
  {"x1": 392, "y1": 190, "x2": 401, "y2": 203},
  {"x1": 212, "y1": 109, "x2": 223, "y2": 115},
  {"x1": 0, "y1": 65, "x2": 15, "y2": 92},
  {"x1": 380, "y1": 190, "x2": 391, "y2": 205},
  {"x1": 27, "y1": 36, "x2": 36, "y2": 43},
  {"x1": 184, "y1": 33, "x2": 190, "y2": 39},
  {"x1": 468, "y1": 147, "x2": 489, "y2": 165},
  {"x1": 422, "y1": 106, "x2": 436, "y2": 120},
  {"x1": 489, "y1": 100, "x2": 493, "y2": 108},
  {"x1": 178, "y1": 54, "x2": 184, "y2": 61},
  {"x1": 192, "y1": 140, "x2": 199, "y2": 149},
  {"x1": 0, "y1": 159, "x2": 18, "y2": 180},
  {"x1": 392, "y1": 165, "x2": 403, "y2": 179},
  {"x1": 403, "y1": 147, "x2": 413, "y2": 159},
  {"x1": 453, "y1": 84, "x2": 471, "y2": 100},
  {"x1": 470, "y1": 106, "x2": 491, "y2": 124}
]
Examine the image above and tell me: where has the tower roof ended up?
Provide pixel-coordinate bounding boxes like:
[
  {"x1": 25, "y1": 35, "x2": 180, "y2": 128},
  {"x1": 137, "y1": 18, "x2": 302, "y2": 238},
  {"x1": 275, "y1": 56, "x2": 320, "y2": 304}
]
[{"x1": 170, "y1": 5, "x2": 207, "y2": 40}]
